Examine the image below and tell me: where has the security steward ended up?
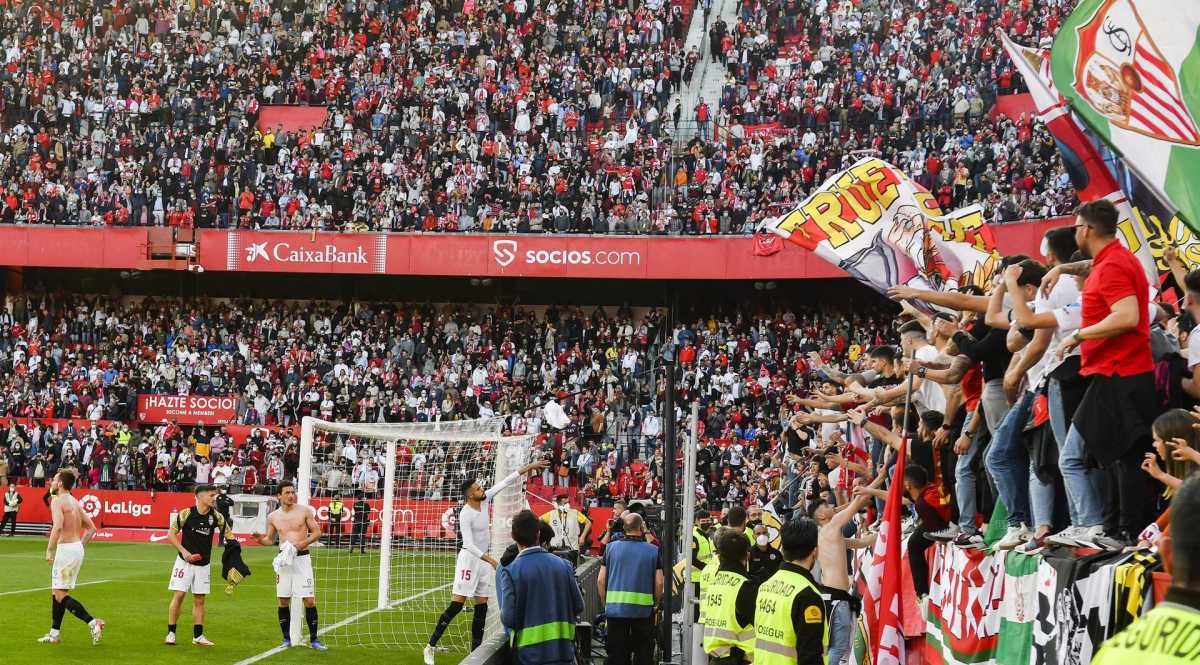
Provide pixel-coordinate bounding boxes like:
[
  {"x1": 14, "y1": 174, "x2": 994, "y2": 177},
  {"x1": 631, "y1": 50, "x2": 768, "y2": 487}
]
[
  {"x1": 215, "y1": 486, "x2": 234, "y2": 526},
  {"x1": 749, "y1": 524, "x2": 783, "y2": 585},
  {"x1": 753, "y1": 517, "x2": 828, "y2": 665},
  {"x1": 328, "y1": 493, "x2": 345, "y2": 548},
  {"x1": 1093, "y1": 475, "x2": 1200, "y2": 664},
  {"x1": 702, "y1": 527, "x2": 759, "y2": 665},
  {"x1": 692, "y1": 509, "x2": 715, "y2": 613},
  {"x1": 598, "y1": 512, "x2": 663, "y2": 665},
  {"x1": 692, "y1": 511, "x2": 716, "y2": 665}
]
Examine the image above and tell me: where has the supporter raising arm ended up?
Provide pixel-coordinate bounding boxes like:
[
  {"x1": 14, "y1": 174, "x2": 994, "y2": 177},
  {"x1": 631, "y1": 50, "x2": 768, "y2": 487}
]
[{"x1": 886, "y1": 286, "x2": 990, "y2": 313}]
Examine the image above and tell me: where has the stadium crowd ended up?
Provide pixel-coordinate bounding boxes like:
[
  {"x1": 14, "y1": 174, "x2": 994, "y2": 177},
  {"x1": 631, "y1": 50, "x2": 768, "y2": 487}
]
[
  {"x1": 0, "y1": 291, "x2": 894, "y2": 507},
  {"x1": 0, "y1": 201, "x2": 1190, "y2": 565},
  {"x1": 0, "y1": 0, "x2": 1076, "y2": 235},
  {"x1": 0, "y1": 208, "x2": 1196, "y2": 663},
  {"x1": 703, "y1": 0, "x2": 1080, "y2": 226}
]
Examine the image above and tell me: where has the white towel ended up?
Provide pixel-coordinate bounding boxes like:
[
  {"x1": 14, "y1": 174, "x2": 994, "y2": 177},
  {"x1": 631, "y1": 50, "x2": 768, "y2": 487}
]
[{"x1": 272, "y1": 541, "x2": 297, "y2": 574}]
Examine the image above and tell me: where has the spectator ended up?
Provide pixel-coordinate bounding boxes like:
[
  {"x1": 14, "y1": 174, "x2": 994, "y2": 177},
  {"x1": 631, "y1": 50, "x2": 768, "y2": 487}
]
[{"x1": 1050, "y1": 200, "x2": 1156, "y2": 546}]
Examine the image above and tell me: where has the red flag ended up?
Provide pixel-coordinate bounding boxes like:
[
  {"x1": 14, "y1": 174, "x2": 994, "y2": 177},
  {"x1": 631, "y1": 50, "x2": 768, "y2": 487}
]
[
  {"x1": 863, "y1": 438, "x2": 907, "y2": 665},
  {"x1": 752, "y1": 230, "x2": 783, "y2": 256}
]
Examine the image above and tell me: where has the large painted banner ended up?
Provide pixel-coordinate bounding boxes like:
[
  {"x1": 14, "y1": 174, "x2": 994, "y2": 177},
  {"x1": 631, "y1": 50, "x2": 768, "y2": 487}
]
[
  {"x1": 761, "y1": 157, "x2": 1002, "y2": 300},
  {"x1": 920, "y1": 544, "x2": 1162, "y2": 665},
  {"x1": 136, "y1": 394, "x2": 239, "y2": 425}
]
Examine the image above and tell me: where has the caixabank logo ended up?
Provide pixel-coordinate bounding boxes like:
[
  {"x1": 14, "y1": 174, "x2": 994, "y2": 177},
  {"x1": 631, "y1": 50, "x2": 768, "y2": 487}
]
[{"x1": 244, "y1": 241, "x2": 368, "y2": 265}]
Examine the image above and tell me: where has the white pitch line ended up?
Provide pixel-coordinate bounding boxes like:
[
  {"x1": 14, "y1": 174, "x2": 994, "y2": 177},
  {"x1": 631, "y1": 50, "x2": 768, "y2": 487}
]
[
  {"x1": 0, "y1": 579, "x2": 111, "y2": 596},
  {"x1": 232, "y1": 582, "x2": 453, "y2": 665}
]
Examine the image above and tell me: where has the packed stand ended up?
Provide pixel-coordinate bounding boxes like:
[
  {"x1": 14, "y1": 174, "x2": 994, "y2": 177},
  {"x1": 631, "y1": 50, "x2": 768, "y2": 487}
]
[
  {"x1": 0, "y1": 0, "x2": 1078, "y2": 236},
  {"x1": 672, "y1": 0, "x2": 1079, "y2": 230},
  {"x1": 0, "y1": 0, "x2": 694, "y2": 233},
  {"x1": 0, "y1": 294, "x2": 896, "y2": 507}
]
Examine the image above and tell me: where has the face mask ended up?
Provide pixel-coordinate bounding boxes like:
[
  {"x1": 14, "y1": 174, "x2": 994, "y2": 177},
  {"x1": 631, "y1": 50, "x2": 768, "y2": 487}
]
[{"x1": 756, "y1": 534, "x2": 770, "y2": 547}]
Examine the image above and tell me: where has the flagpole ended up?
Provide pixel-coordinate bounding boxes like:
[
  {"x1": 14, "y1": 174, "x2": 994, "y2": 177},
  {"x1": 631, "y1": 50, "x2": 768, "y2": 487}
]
[
  {"x1": 898, "y1": 348, "x2": 917, "y2": 456},
  {"x1": 869, "y1": 347, "x2": 918, "y2": 665}
]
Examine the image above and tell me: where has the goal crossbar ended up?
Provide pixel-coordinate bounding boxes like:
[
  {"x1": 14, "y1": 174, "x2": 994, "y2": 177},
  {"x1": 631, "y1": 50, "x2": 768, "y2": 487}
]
[{"x1": 292, "y1": 416, "x2": 533, "y2": 652}]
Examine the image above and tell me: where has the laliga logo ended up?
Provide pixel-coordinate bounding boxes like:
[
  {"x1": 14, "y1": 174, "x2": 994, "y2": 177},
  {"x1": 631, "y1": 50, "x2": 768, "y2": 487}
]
[
  {"x1": 78, "y1": 494, "x2": 152, "y2": 519},
  {"x1": 440, "y1": 507, "x2": 457, "y2": 530},
  {"x1": 492, "y1": 240, "x2": 518, "y2": 267},
  {"x1": 79, "y1": 494, "x2": 102, "y2": 519}
]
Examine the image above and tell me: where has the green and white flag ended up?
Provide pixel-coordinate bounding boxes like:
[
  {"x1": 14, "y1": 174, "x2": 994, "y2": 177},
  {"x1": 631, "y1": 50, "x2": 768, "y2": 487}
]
[
  {"x1": 1051, "y1": 0, "x2": 1200, "y2": 230},
  {"x1": 995, "y1": 552, "x2": 1041, "y2": 665}
]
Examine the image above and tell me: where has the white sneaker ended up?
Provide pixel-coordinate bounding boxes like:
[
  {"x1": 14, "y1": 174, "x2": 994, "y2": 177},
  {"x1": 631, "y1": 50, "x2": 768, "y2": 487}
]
[
  {"x1": 995, "y1": 524, "x2": 1032, "y2": 550},
  {"x1": 37, "y1": 632, "x2": 60, "y2": 644},
  {"x1": 89, "y1": 619, "x2": 105, "y2": 645},
  {"x1": 192, "y1": 635, "x2": 214, "y2": 647},
  {"x1": 165, "y1": 632, "x2": 176, "y2": 646},
  {"x1": 423, "y1": 644, "x2": 436, "y2": 665},
  {"x1": 926, "y1": 524, "x2": 960, "y2": 542},
  {"x1": 1074, "y1": 525, "x2": 1109, "y2": 549},
  {"x1": 1045, "y1": 525, "x2": 1086, "y2": 547}
]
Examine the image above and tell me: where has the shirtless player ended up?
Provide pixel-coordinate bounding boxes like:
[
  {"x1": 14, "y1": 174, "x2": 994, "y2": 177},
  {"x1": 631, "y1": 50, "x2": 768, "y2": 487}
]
[
  {"x1": 252, "y1": 480, "x2": 327, "y2": 651},
  {"x1": 39, "y1": 469, "x2": 105, "y2": 645}
]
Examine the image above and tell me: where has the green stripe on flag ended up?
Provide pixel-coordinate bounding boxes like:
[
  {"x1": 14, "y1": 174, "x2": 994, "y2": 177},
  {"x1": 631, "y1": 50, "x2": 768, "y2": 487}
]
[
  {"x1": 983, "y1": 500, "x2": 1008, "y2": 550},
  {"x1": 995, "y1": 552, "x2": 1041, "y2": 665},
  {"x1": 925, "y1": 610, "x2": 999, "y2": 665}
]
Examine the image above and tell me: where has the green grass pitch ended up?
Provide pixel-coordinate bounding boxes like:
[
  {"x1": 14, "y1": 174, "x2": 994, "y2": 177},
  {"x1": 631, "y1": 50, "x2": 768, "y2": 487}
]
[{"x1": 0, "y1": 537, "x2": 477, "y2": 665}]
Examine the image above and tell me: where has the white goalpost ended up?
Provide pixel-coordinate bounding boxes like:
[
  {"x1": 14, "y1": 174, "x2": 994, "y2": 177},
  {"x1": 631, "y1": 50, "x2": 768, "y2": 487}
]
[{"x1": 291, "y1": 415, "x2": 534, "y2": 653}]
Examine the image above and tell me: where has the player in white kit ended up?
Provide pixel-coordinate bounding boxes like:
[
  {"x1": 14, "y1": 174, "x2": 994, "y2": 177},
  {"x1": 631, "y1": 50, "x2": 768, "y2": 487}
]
[
  {"x1": 39, "y1": 470, "x2": 105, "y2": 645},
  {"x1": 423, "y1": 457, "x2": 547, "y2": 664}
]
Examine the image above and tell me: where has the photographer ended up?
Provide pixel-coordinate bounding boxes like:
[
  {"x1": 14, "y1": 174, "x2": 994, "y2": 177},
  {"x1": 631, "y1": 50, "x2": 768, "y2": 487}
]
[
  {"x1": 600, "y1": 499, "x2": 628, "y2": 546},
  {"x1": 540, "y1": 492, "x2": 592, "y2": 563}
]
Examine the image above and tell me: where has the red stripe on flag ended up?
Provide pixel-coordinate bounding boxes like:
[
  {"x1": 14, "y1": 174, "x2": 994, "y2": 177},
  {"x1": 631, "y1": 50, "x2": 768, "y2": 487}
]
[
  {"x1": 1134, "y1": 63, "x2": 1200, "y2": 140},
  {"x1": 1136, "y1": 42, "x2": 1176, "y2": 83},
  {"x1": 1128, "y1": 103, "x2": 1184, "y2": 141},
  {"x1": 1130, "y1": 93, "x2": 1193, "y2": 142}
]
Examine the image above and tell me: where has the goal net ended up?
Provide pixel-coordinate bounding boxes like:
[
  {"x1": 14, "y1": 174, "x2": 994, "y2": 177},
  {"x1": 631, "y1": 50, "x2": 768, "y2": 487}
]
[{"x1": 294, "y1": 415, "x2": 534, "y2": 655}]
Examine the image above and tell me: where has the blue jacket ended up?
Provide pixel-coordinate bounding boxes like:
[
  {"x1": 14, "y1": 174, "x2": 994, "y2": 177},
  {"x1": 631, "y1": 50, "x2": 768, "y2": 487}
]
[
  {"x1": 498, "y1": 546, "x2": 583, "y2": 665},
  {"x1": 603, "y1": 538, "x2": 660, "y2": 618}
]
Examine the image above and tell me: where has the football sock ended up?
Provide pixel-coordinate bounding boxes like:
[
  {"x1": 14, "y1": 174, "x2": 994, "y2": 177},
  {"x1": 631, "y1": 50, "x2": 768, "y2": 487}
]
[
  {"x1": 278, "y1": 607, "x2": 290, "y2": 640},
  {"x1": 306, "y1": 606, "x2": 319, "y2": 640},
  {"x1": 61, "y1": 595, "x2": 93, "y2": 624},
  {"x1": 429, "y1": 601, "x2": 464, "y2": 646},
  {"x1": 471, "y1": 603, "x2": 488, "y2": 650}
]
